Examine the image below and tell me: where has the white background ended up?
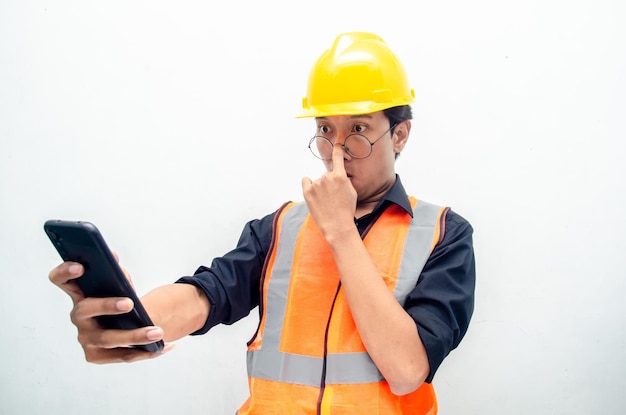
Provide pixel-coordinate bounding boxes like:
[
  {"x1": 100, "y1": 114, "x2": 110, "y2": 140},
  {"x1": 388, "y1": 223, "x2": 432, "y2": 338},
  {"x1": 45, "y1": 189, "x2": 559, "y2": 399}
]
[{"x1": 1, "y1": 1, "x2": 625, "y2": 414}]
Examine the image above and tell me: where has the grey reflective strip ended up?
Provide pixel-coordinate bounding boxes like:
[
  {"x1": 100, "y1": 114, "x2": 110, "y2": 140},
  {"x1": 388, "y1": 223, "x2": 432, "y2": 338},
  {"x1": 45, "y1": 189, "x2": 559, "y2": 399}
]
[
  {"x1": 248, "y1": 349, "x2": 385, "y2": 386},
  {"x1": 247, "y1": 349, "x2": 323, "y2": 386},
  {"x1": 326, "y1": 352, "x2": 385, "y2": 384},
  {"x1": 261, "y1": 203, "x2": 308, "y2": 349},
  {"x1": 248, "y1": 200, "x2": 441, "y2": 386},
  {"x1": 394, "y1": 200, "x2": 442, "y2": 305}
]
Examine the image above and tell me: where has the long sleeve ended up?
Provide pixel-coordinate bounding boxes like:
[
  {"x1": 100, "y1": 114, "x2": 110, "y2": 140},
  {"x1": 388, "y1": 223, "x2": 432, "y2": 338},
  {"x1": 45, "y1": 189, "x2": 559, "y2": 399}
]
[
  {"x1": 404, "y1": 209, "x2": 476, "y2": 382},
  {"x1": 175, "y1": 211, "x2": 276, "y2": 334}
]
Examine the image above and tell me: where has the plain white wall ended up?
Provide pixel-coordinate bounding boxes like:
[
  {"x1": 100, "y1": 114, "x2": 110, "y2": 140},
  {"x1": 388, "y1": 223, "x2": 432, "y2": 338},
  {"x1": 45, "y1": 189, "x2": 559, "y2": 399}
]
[{"x1": 1, "y1": 1, "x2": 625, "y2": 414}]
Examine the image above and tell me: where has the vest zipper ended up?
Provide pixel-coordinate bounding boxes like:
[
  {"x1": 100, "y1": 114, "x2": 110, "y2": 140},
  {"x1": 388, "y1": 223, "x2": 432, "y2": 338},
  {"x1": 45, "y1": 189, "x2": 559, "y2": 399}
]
[
  {"x1": 316, "y1": 282, "x2": 342, "y2": 415},
  {"x1": 316, "y1": 217, "x2": 374, "y2": 413}
]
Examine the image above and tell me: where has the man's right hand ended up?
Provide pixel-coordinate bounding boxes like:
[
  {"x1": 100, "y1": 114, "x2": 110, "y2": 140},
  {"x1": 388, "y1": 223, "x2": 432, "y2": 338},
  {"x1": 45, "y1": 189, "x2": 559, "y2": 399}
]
[{"x1": 48, "y1": 261, "x2": 170, "y2": 364}]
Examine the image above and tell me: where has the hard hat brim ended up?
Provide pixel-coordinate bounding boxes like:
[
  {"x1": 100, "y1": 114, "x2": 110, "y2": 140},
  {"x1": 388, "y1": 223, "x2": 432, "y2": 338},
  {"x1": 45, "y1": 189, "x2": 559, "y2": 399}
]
[{"x1": 296, "y1": 98, "x2": 415, "y2": 119}]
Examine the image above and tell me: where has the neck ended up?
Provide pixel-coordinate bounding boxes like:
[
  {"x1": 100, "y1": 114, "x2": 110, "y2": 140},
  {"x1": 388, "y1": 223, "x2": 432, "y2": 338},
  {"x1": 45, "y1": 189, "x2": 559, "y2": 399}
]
[
  {"x1": 354, "y1": 176, "x2": 396, "y2": 218},
  {"x1": 355, "y1": 202, "x2": 378, "y2": 219}
]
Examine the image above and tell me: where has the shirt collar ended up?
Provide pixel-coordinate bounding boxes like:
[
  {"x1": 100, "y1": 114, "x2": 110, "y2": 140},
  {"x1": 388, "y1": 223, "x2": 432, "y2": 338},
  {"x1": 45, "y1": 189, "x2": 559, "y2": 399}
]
[{"x1": 372, "y1": 174, "x2": 413, "y2": 218}]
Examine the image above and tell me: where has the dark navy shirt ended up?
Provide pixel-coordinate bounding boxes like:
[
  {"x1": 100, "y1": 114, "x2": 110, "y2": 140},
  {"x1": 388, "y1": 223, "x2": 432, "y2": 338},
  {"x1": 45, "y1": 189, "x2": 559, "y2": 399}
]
[{"x1": 177, "y1": 175, "x2": 475, "y2": 383}]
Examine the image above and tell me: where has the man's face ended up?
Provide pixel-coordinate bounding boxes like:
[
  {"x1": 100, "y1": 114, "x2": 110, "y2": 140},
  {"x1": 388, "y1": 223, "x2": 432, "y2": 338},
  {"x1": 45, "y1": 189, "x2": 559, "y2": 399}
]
[{"x1": 313, "y1": 111, "x2": 406, "y2": 203}]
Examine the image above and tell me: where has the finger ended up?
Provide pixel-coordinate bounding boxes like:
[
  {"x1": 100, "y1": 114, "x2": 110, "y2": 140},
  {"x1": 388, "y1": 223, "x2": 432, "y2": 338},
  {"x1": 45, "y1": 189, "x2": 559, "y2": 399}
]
[
  {"x1": 84, "y1": 340, "x2": 175, "y2": 364},
  {"x1": 301, "y1": 176, "x2": 313, "y2": 192},
  {"x1": 78, "y1": 325, "x2": 164, "y2": 350},
  {"x1": 49, "y1": 261, "x2": 84, "y2": 286},
  {"x1": 331, "y1": 143, "x2": 346, "y2": 174},
  {"x1": 71, "y1": 298, "x2": 165, "y2": 349},
  {"x1": 71, "y1": 297, "x2": 135, "y2": 324},
  {"x1": 85, "y1": 346, "x2": 159, "y2": 364},
  {"x1": 49, "y1": 262, "x2": 86, "y2": 303}
]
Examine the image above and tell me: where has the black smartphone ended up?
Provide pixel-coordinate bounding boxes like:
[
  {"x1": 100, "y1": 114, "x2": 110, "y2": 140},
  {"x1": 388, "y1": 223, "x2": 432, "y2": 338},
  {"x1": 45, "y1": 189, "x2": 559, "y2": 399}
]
[{"x1": 44, "y1": 219, "x2": 164, "y2": 353}]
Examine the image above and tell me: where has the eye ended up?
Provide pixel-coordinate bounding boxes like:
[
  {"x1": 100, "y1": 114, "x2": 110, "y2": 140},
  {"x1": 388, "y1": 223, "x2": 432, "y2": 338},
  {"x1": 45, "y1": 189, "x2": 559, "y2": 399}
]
[
  {"x1": 353, "y1": 124, "x2": 367, "y2": 134},
  {"x1": 318, "y1": 125, "x2": 332, "y2": 135}
]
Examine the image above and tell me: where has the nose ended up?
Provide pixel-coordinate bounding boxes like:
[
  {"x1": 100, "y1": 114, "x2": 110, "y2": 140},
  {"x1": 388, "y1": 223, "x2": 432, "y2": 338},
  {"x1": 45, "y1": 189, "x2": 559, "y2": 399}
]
[
  {"x1": 333, "y1": 131, "x2": 347, "y2": 146},
  {"x1": 333, "y1": 140, "x2": 352, "y2": 161}
]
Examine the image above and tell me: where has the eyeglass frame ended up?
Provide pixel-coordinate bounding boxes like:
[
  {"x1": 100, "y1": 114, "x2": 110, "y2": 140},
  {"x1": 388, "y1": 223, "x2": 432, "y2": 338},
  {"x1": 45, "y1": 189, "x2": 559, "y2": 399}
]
[{"x1": 307, "y1": 122, "x2": 398, "y2": 160}]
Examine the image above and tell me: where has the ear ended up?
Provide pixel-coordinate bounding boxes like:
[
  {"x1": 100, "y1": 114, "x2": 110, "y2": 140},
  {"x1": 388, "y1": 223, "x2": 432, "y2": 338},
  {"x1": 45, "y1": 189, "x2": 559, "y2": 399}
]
[{"x1": 392, "y1": 120, "x2": 411, "y2": 153}]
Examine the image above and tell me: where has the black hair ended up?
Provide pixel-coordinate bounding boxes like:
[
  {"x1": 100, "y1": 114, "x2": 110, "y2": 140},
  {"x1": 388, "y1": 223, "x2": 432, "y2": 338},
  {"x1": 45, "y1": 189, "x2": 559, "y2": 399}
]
[
  {"x1": 383, "y1": 105, "x2": 413, "y2": 131},
  {"x1": 383, "y1": 105, "x2": 412, "y2": 159}
]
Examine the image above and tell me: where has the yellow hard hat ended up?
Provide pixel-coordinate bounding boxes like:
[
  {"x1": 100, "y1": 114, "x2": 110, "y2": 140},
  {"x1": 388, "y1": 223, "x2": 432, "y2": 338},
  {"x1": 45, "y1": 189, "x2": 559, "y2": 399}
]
[{"x1": 297, "y1": 32, "x2": 415, "y2": 118}]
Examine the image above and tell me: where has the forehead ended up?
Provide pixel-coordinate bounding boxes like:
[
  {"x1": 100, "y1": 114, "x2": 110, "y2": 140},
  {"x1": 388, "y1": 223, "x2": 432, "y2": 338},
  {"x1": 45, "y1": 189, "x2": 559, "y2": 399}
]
[{"x1": 315, "y1": 111, "x2": 386, "y2": 126}]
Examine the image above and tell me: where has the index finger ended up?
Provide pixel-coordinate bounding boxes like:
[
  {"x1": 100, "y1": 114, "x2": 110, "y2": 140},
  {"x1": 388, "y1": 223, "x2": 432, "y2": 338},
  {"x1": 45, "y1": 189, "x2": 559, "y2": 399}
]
[
  {"x1": 49, "y1": 261, "x2": 84, "y2": 286},
  {"x1": 49, "y1": 261, "x2": 85, "y2": 303},
  {"x1": 331, "y1": 143, "x2": 346, "y2": 174}
]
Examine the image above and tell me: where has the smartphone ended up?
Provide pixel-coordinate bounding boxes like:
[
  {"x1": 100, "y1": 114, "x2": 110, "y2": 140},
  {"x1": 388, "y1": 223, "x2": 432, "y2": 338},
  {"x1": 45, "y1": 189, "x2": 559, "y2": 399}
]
[{"x1": 44, "y1": 219, "x2": 164, "y2": 353}]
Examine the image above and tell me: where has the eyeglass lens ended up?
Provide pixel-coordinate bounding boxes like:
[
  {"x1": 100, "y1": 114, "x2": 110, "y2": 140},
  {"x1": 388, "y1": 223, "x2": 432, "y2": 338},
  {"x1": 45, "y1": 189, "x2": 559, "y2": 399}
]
[{"x1": 309, "y1": 134, "x2": 374, "y2": 160}]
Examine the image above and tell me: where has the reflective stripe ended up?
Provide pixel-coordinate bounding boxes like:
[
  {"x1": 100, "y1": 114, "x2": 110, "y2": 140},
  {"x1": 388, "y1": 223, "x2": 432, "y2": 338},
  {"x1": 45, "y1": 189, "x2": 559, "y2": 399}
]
[
  {"x1": 247, "y1": 349, "x2": 384, "y2": 386},
  {"x1": 248, "y1": 203, "x2": 323, "y2": 386},
  {"x1": 394, "y1": 200, "x2": 443, "y2": 305},
  {"x1": 262, "y1": 203, "x2": 308, "y2": 349},
  {"x1": 247, "y1": 349, "x2": 322, "y2": 386},
  {"x1": 248, "y1": 199, "x2": 442, "y2": 387},
  {"x1": 326, "y1": 352, "x2": 384, "y2": 383}
]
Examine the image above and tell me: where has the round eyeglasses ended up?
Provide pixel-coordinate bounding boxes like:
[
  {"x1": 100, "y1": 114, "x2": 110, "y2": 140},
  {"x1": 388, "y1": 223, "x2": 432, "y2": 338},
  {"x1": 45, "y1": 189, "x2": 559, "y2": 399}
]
[{"x1": 308, "y1": 123, "x2": 397, "y2": 160}]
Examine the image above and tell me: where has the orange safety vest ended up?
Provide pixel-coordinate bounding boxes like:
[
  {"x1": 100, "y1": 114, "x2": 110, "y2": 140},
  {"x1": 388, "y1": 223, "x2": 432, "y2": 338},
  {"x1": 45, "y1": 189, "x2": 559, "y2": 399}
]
[{"x1": 238, "y1": 197, "x2": 447, "y2": 415}]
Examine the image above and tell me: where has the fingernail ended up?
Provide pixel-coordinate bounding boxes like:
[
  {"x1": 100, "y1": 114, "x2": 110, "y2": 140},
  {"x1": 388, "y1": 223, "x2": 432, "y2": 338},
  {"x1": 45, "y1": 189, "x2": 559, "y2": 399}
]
[
  {"x1": 116, "y1": 298, "x2": 133, "y2": 311},
  {"x1": 68, "y1": 264, "x2": 82, "y2": 275},
  {"x1": 146, "y1": 327, "x2": 163, "y2": 341}
]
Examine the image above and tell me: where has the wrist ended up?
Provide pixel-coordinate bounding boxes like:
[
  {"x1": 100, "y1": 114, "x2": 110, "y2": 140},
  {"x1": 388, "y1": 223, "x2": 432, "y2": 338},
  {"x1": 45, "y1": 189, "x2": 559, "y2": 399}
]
[{"x1": 324, "y1": 224, "x2": 359, "y2": 249}]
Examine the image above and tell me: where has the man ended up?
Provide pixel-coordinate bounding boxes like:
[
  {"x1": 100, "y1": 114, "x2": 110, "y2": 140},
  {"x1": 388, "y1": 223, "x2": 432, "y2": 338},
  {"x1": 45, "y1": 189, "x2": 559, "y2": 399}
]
[{"x1": 49, "y1": 32, "x2": 475, "y2": 414}]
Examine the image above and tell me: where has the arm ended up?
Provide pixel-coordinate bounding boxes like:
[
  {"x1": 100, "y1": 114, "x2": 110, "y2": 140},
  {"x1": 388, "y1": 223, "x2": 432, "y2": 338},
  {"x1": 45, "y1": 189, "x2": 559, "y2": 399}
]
[
  {"x1": 143, "y1": 212, "x2": 275, "y2": 340},
  {"x1": 141, "y1": 283, "x2": 210, "y2": 343},
  {"x1": 49, "y1": 214, "x2": 274, "y2": 363},
  {"x1": 49, "y1": 262, "x2": 209, "y2": 363},
  {"x1": 407, "y1": 211, "x2": 476, "y2": 382},
  {"x1": 302, "y1": 145, "x2": 428, "y2": 395},
  {"x1": 327, "y1": 229, "x2": 430, "y2": 395}
]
